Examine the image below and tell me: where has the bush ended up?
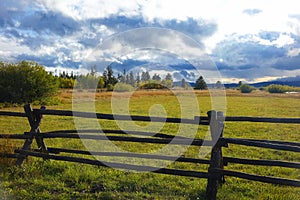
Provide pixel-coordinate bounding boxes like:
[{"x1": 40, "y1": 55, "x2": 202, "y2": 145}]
[
  {"x1": 266, "y1": 84, "x2": 298, "y2": 93},
  {"x1": 139, "y1": 81, "x2": 168, "y2": 89},
  {"x1": 59, "y1": 78, "x2": 75, "y2": 89},
  {"x1": 0, "y1": 61, "x2": 59, "y2": 103},
  {"x1": 113, "y1": 83, "x2": 133, "y2": 92},
  {"x1": 239, "y1": 84, "x2": 255, "y2": 93}
]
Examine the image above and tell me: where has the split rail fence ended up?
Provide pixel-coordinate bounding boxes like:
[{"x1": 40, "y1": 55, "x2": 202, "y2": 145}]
[{"x1": 0, "y1": 104, "x2": 300, "y2": 200}]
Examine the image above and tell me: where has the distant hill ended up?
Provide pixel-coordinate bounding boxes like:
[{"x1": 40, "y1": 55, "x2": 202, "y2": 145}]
[
  {"x1": 160, "y1": 76, "x2": 300, "y2": 89},
  {"x1": 250, "y1": 76, "x2": 300, "y2": 87},
  {"x1": 223, "y1": 76, "x2": 300, "y2": 88}
]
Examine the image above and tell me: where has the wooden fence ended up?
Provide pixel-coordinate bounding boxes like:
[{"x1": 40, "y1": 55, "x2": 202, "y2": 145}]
[{"x1": 0, "y1": 104, "x2": 300, "y2": 200}]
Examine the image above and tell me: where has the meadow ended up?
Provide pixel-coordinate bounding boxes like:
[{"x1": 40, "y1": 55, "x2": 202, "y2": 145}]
[{"x1": 0, "y1": 89, "x2": 299, "y2": 199}]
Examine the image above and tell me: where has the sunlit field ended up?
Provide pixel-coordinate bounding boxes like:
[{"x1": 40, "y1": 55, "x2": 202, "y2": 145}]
[{"x1": 0, "y1": 89, "x2": 299, "y2": 199}]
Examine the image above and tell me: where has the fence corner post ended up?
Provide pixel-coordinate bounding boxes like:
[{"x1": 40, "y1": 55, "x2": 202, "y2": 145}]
[
  {"x1": 15, "y1": 104, "x2": 47, "y2": 166},
  {"x1": 205, "y1": 110, "x2": 225, "y2": 200}
]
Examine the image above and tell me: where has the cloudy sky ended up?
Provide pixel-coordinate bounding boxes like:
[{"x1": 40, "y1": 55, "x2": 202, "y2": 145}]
[{"x1": 1, "y1": 0, "x2": 300, "y2": 83}]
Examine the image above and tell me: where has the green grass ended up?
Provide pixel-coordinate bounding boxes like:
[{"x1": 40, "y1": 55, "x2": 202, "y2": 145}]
[{"x1": 0, "y1": 89, "x2": 299, "y2": 199}]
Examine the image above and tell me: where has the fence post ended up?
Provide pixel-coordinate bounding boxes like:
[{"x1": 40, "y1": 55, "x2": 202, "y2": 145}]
[
  {"x1": 16, "y1": 104, "x2": 47, "y2": 166},
  {"x1": 205, "y1": 110, "x2": 225, "y2": 200}
]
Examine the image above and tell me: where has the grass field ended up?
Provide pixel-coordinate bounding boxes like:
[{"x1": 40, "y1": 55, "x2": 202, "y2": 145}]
[{"x1": 0, "y1": 89, "x2": 299, "y2": 199}]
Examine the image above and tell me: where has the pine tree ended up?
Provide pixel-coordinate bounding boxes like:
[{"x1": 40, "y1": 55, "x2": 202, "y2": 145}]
[
  {"x1": 152, "y1": 73, "x2": 161, "y2": 81},
  {"x1": 129, "y1": 71, "x2": 135, "y2": 86},
  {"x1": 181, "y1": 78, "x2": 187, "y2": 88},
  {"x1": 136, "y1": 72, "x2": 140, "y2": 86},
  {"x1": 215, "y1": 81, "x2": 222, "y2": 89},
  {"x1": 194, "y1": 76, "x2": 207, "y2": 90}
]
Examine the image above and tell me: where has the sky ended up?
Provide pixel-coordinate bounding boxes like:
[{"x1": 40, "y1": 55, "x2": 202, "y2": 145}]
[{"x1": 1, "y1": 0, "x2": 300, "y2": 83}]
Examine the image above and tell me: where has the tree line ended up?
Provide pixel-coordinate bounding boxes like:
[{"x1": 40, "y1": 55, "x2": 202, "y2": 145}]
[
  {"x1": 0, "y1": 61, "x2": 212, "y2": 104},
  {"x1": 59, "y1": 65, "x2": 209, "y2": 91}
]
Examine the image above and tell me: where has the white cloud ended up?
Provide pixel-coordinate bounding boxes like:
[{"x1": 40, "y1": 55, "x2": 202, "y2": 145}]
[
  {"x1": 1, "y1": 0, "x2": 300, "y2": 81},
  {"x1": 287, "y1": 48, "x2": 300, "y2": 57},
  {"x1": 0, "y1": 36, "x2": 31, "y2": 60},
  {"x1": 255, "y1": 33, "x2": 294, "y2": 48},
  {"x1": 36, "y1": 0, "x2": 140, "y2": 20}
]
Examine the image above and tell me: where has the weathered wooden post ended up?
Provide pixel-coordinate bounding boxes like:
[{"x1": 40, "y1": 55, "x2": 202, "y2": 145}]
[
  {"x1": 205, "y1": 110, "x2": 225, "y2": 200},
  {"x1": 16, "y1": 104, "x2": 47, "y2": 166}
]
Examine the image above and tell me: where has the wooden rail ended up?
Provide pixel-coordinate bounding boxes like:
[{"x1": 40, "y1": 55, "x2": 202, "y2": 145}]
[{"x1": 0, "y1": 104, "x2": 300, "y2": 200}]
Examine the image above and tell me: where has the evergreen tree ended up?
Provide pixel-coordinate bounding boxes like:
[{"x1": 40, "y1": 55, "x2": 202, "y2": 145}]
[
  {"x1": 165, "y1": 73, "x2": 173, "y2": 81},
  {"x1": 136, "y1": 72, "x2": 140, "y2": 86},
  {"x1": 90, "y1": 65, "x2": 97, "y2": 76},
  {"x1": 125, "y1": 74, "x2": 129, "y2": 84},
  {"x1": 215, "y1": 81, "x2": 222, "y2": 89},
  {"x1": 129, "y1": 71, "x2": 135, "y2": 86},
  {"x1": 152, "y1": 73, "x2": 161, "y2": 81},
  {"x1": 103, "y1": 65, "x2": 117, "y2": 88},
  {"x1": 181, "y1": 78, "x2": 187, "y2": 88},
  {"x1": 194, "y1": 76, "x2": 207, "y2": 90},
  {"x1": 141, "y1": 71, "x2": 150, "y2": 82},
  {"x1": 238, "y1": 81, "x2": 242, "y2": 87}
]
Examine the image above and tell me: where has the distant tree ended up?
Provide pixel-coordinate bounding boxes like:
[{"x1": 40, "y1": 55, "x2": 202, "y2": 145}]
[
  {"x1": 161, "y1": 73, "x2": 173, "y2": 88},
  {"x1": 125, "y1": 74, "x2": 129, "y2": 84},
  {"x1": 97, "y1": 76, "x2": 105, "y2": 89},
  {"x1": 215, "y1": 81, "x2": 223, "y2": 89},
  {"x1": 141, "y1": 71, "x2": 150, "y2": 82},
  {"x1": 136, "y1": 72, "x2": 141, "y2": 86},
  {"x1": 102, "y1": 65, "x2": 117, "y2": 88},
  {"x1": 129, "y1": 71, "x2": 135, "y2": 86},
  {"x1": 181, "y1": 78, "x2": 188, "y2": 88},
  {"x1": 165, "y1": 73, "x2": 173, "y2": 81},
  {"x1": 194, "y1": 76, "x2": 207, "y2": 90},
  {"x1": 117, "y1": 69, "x2": 126, "y2": 83},
  {"x1": 90, "y1": 65, "x2": 97, "y2": 76},
  {"x1": 238, "y1": 81, "x2": 242, "y2": 87},
  {"x1": 152, "y1": 73, "x2": 161, "y2": 81}
]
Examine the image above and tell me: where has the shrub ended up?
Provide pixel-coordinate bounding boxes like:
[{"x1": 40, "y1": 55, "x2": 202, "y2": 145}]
[
  {"x1": 0, "y1": 61, "x2": 59, "y2": 104},
  {"x1": 266, "y1": 84, "x2": 299, "y2": 93},
  {"x1": 113, "y1": 83, "x2": 133, "y2": 92},
  {"x1": 59, "y1": 78, "x2": 75, "y2": 89},
  {"x1": 239, "y1": 84, "x2": 255, "y2": 93},
  {"x1": 139, "y1": 81, "x2": 168, "y2": 89}
]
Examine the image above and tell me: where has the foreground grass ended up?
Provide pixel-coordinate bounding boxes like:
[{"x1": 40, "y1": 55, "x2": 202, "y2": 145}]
[{"x1": 0, "y1": 89, "x2": 299, "y2": 199}]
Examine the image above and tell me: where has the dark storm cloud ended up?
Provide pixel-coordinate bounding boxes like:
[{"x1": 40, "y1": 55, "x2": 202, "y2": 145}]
[
  {"x1": 20, "y1": 11, "x2": 81, "y2": 36},
  {"x1": 155, "y1": 18, "x2": 217, "y2": 38},
  {"x1": 88, "y1": 15, "x2": 217, "y2": 39},
  {"x1": 272, "y1": 55, "x2": 300, "y2": 70},
  {"x1": 211, "y1": 32, "x2": 300, "y2": 80},
  {"x1": 213, "y1": 39, "x2": 286, "y2": 69}
]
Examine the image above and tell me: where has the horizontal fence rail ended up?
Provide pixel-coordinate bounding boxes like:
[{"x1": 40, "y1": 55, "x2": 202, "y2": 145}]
[
  {"x1": 42, "y1": 129, "x2": 193, "y2": 139},
  {"x1": 224, "y1": 116, "x2": 300, "y2": 124},
  {"x1": 223, "y1": 138, "x2": 300, "y2": 152},
  {"x1": 34, "y1": 109, "x2": 209, "y2": 125},
  {"x1": 46, "y1": 147, "x2": 211, "y2": 164},
  {"x1": 0, "y1": 111, "x2": 27, "y2": 117},
  {"x1": 15, "y1": 149, "x2": 210, "y2": 179},
  {"x1": 213, "y1": 168, "x2": 300, "y2": 187},
  {"x1": 224, "y1": 157, "x2": 300, "y2": 169},
  {"x1": 1, "y1": 105, "x2": 300, "y2": 200}
]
